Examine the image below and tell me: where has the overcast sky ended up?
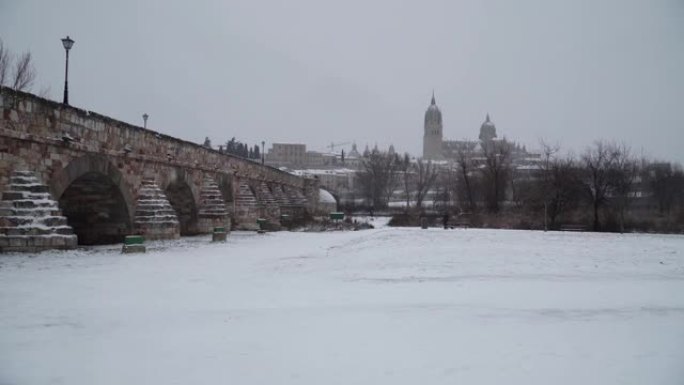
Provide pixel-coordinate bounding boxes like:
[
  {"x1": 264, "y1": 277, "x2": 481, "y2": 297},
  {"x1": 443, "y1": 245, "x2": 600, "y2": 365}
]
[{"x1": 1, "y1": 0, "x2": 683, "y2": 162}]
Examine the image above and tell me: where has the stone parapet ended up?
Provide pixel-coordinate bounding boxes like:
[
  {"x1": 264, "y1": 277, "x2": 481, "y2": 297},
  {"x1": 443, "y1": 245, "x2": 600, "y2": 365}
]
[{"x1": 0, "y1": 87, "x2": 308, "y2": 194}]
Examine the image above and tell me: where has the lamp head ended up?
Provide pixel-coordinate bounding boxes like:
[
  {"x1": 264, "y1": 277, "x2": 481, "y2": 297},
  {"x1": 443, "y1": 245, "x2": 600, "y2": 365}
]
[{"x1": 61, "y1": 36, "x2": 75, "y2": 51}]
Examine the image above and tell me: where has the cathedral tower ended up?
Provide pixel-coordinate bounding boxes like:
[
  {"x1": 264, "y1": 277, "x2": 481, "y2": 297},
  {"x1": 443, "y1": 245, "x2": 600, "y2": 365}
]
[{"x1": 423, "y1": 92, "x2": 443, "y2": 159}]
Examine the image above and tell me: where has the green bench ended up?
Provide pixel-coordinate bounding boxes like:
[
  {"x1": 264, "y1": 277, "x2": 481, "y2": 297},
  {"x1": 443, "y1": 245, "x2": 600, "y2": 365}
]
[
  {"x1": 256, "y1": 218, "x2": 267, "y2": 233},
  {"x1": 122, "y1": 235, "x2": 146, "y2": 253},
  {"x1": 212, "y1": 227, "x2": 227, "y2": 242}
]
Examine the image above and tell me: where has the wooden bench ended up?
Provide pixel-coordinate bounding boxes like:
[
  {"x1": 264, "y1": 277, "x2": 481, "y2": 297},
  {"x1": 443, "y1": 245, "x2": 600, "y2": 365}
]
[
  {"x1": 559, "y1": 224, "x2": 587, "y2": 232},
  {"x1": 445, "y1": 216, "x2": 470, "y2": 229}
]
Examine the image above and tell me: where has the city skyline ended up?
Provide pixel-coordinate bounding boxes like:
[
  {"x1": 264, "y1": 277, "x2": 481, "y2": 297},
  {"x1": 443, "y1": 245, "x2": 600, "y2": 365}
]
[{"x1": 1, "y1": 0, "x2": 683, "y2": 162}]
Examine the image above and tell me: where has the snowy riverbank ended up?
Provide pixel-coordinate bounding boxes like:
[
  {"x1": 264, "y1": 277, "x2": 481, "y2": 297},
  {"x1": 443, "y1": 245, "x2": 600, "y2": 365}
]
[{"x1": 1, "y1": 225, "x2": 684, "y2": 384}]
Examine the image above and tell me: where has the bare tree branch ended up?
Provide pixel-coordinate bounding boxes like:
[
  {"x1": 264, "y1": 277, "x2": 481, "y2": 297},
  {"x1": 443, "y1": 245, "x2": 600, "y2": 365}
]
[
  {"x1": 355, "y1": 150, "x2": 400, "y2": 209},
  {"x1": 399, "y1": 153, "x2": 412, "y2": 211},
  {"x1": 0, "y1": 39, "x2": 10, "y2": 87},
  {"x1": 609, "y1": 143, "x2": 639, "y2": 233},
  {"x1": 581, "y1": 140, "x2": 621, "y2": 231},
  {"x1": 480, "y1": 139, "x2": 513, "y2": 213},
  {"x1": 12, "y1": 51, "x2": 36, "y2": 91},
  {"x1": 455, "y1": 141, "x2": 478, "y2": 212},
  {"x1": 413, "y1": 158, "x2": 439, "y2": 211}
]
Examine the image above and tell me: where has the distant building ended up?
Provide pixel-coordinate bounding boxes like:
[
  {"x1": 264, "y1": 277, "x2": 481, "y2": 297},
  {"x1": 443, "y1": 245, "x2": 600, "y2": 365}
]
[
  {"x1": 423, "y1": 92, "x2": 444, "y2": 160},
  {"x1": 344, "y1": 143, "x2": 363, "y2": 168},
  {"x1": 479, "y1": 114, "x2": 497, "y2": 142},
  {"x1": 421, "y1": 93, "x2": 538, "y2": 168},
  {"x1": 348, "y1": 143, "x2": 361, "y2": 158},
  {"x1": 266, "y1": 141, "x2": 367, "y2": 170},
  {"x1": 265, "y1": 143, "x2": 307, "y2": 167},
  {"x1": 290, "y1": 168, "x2": 357, "y2": 195}
]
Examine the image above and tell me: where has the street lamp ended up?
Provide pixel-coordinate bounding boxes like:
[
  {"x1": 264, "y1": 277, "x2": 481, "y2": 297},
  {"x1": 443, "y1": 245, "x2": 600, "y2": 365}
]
[
  {"x1": 61, "y1": 36, "x2": 75, "y2": 105},
  {"x1": 261, "y1": 140, "x2": 265, "y2": 164},
  {"x1": 142, "y1": 113, "x2": 149, "y2": 129}
]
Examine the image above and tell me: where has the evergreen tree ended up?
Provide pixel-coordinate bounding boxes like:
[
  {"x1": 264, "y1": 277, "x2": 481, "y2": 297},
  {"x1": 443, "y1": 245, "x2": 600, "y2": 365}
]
[{"x1": 226, "y1": 137, "x2": 236, "y2": 154}]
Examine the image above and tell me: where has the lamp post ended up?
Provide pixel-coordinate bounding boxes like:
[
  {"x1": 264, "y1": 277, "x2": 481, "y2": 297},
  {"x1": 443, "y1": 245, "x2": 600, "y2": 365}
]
[
  {"x1": 261, "y1": 140, "x2": 265, "y2": 164},
  {"x1": 142, "y1": 113, "x2": 149, "y2": 129},
  {"x1": 61, "y1": 36, "x2": 75, "y2": 105}
]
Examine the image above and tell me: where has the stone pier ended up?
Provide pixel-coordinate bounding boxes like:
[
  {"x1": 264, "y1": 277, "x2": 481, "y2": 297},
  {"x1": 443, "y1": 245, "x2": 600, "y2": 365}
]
[{"x1": 0, "y1": 171, "x2": 77, "y2": 252}]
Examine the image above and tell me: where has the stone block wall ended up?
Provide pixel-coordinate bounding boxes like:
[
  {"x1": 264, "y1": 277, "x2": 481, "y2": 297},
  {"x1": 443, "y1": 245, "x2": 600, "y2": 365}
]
[
  {"x1": 197, "y1": 177, "x2": 230, "y2": 233},
  {"x1": 0, "y1": 87, "x2": 319, "y2": 249},
  {"x1": 233, "y1": 182, "x2": 260, "y2": 230},
  {"x1": 133, "y1": 179, "x2": 180, "y2": 240},
  {"x1": 0, "y1": 171, "x2": 77, "y2": 252},
  {"x1": 0, "y1": 88, "x2": 307, "y2": 196},
  {"x1": 252, "y1": 181, "x2": 281, "y2": 225}
]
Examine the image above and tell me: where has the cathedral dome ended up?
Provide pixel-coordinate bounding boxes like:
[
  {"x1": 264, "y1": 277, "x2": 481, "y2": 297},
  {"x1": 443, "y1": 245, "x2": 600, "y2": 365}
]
[
  {"x1": 479, "y1": 113, "x2": 497, "y2": 141},
  {"x1": 424, "y1": 93, "x2": 442, "y2": 125}
]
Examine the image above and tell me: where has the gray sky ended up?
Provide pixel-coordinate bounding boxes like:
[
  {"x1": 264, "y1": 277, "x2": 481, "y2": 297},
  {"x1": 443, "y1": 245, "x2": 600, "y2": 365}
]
[{"x1": 1, "y1": 0, "x2": 683, "y2": 162}]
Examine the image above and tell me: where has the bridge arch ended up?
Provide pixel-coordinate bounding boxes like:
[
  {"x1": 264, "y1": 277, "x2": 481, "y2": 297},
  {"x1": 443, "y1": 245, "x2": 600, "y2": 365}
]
[
  {"x1": 215, "y1": 173, "x2": 234, "y2": 204},
  {"x1": 319, "y1": 188, "x2": 339, "y2": 212},
  {"x1": 51, "y1": 155, "x2": 135, "y2": 245},
  {"x1": 162, "y1": 169, "x2": 199, "y2": 236}
]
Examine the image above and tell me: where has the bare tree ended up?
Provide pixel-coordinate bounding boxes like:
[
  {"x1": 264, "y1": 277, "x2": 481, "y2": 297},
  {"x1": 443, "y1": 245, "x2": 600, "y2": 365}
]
[
  {"x1": 398, "y1": 153, "x2": 412, "y2": 211},
  {"x1": 454, "y1": 141, "x2": 477, "y2": 211},
  {"x1": 413, "y1": 158, "x2": 439, "y2": 210},
  {"x1": 508, "y1": 166, "x2": 526, "y2": 209},
  {"x1": 0, "y1": 39, "x2": 9, "y2": 87},
  {"x1": 677, "y1": 168, "x2": 684, "y2": 222},
  {"x1": 609, "y1": 145, "x2": 639, "y2": 233},
  {"x1": 0, "y1": 40, "x2": 36, "y2": 92},
  {"x1": 581, "y1": 140, "x2": 621, "y2": 231},
  {"x1": 434, "y1": 165, "x2": 456, "y2": 212},
  {"x1": 355, "y1": 150, "x2": 399, "y2": 209},
  {"x1": 544, "y1": 157, "x2": 580, "y2": 228},
  {"x1": 383, "y1": 152, "x2": 402, "y2": 206},
  {"x1": 538, "y1": 141, "x2": 560, "y2": 229},
  {"x1": 11, "y1": 51, "x2": 35, "y2": 91},
  {"x1": 480, "y1": 139, "x2": 512, "y2": 213},
  {"x1": 646, "y1": 161, "x2": 684, "y2": 216}
]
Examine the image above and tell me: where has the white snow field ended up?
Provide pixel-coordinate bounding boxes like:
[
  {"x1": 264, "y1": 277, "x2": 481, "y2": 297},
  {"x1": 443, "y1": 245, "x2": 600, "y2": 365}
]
[{"x1": 2, "y1": 220, "x2": 684, "y2": 385}]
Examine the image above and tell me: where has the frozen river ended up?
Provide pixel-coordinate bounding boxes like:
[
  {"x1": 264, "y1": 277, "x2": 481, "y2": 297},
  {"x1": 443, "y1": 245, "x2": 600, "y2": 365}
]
[{"x1": 2, "y1": 221, "x2": 684, "y2": 384}]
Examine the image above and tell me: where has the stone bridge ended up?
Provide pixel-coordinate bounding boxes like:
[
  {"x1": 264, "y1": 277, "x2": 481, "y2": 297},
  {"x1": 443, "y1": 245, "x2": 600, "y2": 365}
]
[{"x1": 0, "y1": 87, "x2": 319, "y2": 252}]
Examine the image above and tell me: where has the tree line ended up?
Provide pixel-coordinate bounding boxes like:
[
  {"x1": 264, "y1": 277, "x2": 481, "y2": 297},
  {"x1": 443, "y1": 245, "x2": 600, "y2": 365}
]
[
  {"x1": 348, "y1": 140, "x2": 684, "y2": 233},
  {"x1": 203, "y1": 136, "x2": 262, "y2": 161}
]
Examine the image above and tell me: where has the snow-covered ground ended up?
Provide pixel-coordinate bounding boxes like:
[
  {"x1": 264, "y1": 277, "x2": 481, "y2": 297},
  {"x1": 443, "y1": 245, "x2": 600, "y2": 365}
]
[{"x1": 2, "y1": 220, "x2": 684, "y2": 384}]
